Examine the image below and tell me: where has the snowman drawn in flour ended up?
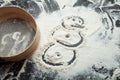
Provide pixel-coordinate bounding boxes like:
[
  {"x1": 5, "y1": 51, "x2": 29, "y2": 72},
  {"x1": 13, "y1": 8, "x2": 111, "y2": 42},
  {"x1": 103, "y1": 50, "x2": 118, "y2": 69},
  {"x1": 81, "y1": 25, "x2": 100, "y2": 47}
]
[
  {"x1": 34, "y1": 6, "x2": 116, "y2": 71},
  {"x1": 40, "y1": 10, "x2": 112, "y2": 69},
  {"x1": 39, "y1": 16, "x2": 87, "y2": 68}
]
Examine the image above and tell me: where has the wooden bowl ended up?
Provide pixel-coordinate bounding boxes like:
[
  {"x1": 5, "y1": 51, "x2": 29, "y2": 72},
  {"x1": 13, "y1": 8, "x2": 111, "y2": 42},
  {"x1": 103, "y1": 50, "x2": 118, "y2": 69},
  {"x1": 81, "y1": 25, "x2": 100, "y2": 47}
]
[{"x1": 0, "y1": 6, "x2": 40, "y2": 61}]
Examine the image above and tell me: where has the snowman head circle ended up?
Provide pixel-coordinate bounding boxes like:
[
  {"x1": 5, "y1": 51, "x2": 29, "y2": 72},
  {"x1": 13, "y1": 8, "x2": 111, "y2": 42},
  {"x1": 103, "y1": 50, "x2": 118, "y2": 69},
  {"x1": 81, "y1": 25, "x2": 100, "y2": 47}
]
[
  {"x1": 61, "y1": 16, "x2": 84, "y2": 30},
  {"x1": 60, "y1": 14, "x2": 104, "y2": 37}
]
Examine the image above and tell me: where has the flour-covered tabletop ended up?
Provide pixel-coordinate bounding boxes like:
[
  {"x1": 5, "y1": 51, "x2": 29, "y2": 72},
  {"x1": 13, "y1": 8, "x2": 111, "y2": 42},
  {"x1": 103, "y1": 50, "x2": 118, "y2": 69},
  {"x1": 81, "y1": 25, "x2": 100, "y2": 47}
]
[{"x1": 0, "y1": 0, "x2": 120, "y2": 80}]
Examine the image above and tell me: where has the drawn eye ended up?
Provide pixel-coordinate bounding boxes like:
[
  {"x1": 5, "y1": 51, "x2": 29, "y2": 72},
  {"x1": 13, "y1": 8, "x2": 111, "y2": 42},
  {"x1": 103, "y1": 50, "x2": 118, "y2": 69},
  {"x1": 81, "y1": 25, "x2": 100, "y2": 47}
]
[
  {"x1": 65, "y1": 34, "x2": 70, "y2": 38},
  {"x1": 55, "y1": 52, "x2": 61, "y2": 57},
  {"x1": 79, "y1": 20, "x2": 82, "y2": 24},
  {"x1": 78, "y1": 17, "x2": 84, "y2": 25},
  {"x1": 72, "y1": 18, "x2": 75, "y2": 21},
  {"x1": 116, "y1": 20, "x2": 120, "y2": 27}
]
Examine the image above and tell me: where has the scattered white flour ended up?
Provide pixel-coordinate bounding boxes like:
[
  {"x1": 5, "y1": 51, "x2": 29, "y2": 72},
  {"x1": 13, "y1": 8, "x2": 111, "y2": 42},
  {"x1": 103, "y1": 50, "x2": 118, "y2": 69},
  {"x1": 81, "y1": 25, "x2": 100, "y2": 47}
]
[
  {"x1": 33, "y1": 5, "x2": 120, "y2": 79},
  {"x1": 0, "y1": 0, "x2": 119, "y2": 80},
  {"x1": 56, "y1": 0, "x2": 77, "y2": 9}
]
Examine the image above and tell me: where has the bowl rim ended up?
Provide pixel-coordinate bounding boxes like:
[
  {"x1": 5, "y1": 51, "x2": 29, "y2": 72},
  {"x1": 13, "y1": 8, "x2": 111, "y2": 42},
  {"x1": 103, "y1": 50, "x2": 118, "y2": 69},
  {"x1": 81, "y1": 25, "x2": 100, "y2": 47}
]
[{"x1": 0, "y1": 6, "x2": 40, "y2": 61}]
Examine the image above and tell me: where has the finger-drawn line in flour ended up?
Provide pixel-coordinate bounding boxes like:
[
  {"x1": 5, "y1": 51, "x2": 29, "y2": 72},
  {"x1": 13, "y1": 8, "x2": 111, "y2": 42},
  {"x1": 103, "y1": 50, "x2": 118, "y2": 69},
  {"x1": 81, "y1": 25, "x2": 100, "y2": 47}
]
[
  {"x1": 42, "y1": 44, "x2": 76, "y2": 66},
  {"x1": 1, "y1": 34, "x2": 12, "y2": 45},
  {"x1": 0, "y1": 32, "x2": 27, "y2": 56},
  {"x1": 115, "y1": 19, "x2": 120, "y2": 27},
  {"x1": 10, "y1": 32, "x2": 26, "y2": 55},
  {"x1": 112, "y1": 69, "x2": 120, "y2": 80},
  {"x1": 106, "y1": 12, "x2": 114, "y2": 33}
]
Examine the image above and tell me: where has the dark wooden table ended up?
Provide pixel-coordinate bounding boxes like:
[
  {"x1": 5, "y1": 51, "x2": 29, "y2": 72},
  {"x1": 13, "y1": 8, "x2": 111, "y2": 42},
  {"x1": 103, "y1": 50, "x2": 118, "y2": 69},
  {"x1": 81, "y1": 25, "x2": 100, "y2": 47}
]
[{"x1": 0, "y1": 0, "x2": 120, "y2": 80}]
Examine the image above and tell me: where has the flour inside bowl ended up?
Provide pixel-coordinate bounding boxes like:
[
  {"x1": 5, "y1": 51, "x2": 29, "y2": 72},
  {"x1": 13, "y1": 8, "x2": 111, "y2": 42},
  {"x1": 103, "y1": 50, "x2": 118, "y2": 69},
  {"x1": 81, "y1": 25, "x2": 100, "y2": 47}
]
[{"x1": 0, "y1": 18, "x2": 35, "y2": 57}]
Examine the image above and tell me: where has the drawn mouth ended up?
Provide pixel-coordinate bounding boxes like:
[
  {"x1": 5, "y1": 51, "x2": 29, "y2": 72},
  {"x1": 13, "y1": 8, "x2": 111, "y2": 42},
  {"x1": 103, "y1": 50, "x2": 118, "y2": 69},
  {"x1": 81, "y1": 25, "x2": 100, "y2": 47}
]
[{"x1": 62, "y1": 22, "x2": 85, "y2": 29}]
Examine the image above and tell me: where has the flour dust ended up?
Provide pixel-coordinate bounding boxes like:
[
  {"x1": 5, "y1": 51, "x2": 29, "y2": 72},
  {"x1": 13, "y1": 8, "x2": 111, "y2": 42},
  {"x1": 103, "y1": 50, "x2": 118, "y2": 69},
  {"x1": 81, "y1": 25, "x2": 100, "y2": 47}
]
[{"x1": 32, "y1": 6, "x2": 120, "y2": 79}]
